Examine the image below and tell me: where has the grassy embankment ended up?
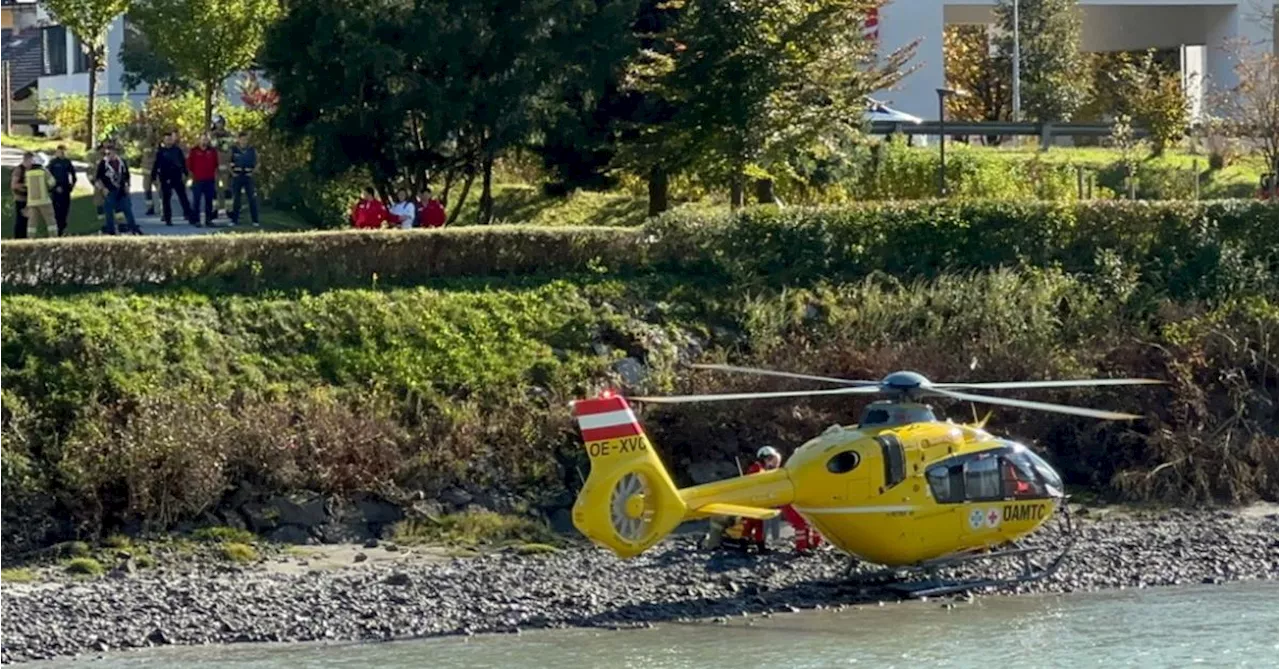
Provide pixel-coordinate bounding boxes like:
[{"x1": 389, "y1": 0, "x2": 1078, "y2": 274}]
[{"x1": 1, "y1": 201, "x2": 1275, "y2": 556}]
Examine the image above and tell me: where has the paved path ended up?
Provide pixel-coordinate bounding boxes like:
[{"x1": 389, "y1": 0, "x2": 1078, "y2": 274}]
[{"x1": 2, "y1": 145, "x2": 228, "y2": 237}]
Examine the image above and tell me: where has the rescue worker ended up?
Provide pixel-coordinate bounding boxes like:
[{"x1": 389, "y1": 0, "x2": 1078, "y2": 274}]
[
  {"x1": 350, "y1": 187, "x2": 395, "y2": 228},
  {"x1": 229, "y1": 131, "x2": 260, "y2": 226},
  {"x1": 20, "y1": 154, "x2": 56, "y2": 238},
  {"x1": 9, "y1": 152, "x2": 30, "y2": 238},
  {"x1": 741, "y1": 446, "x2": 783, "y2": 552},
  {"x1": 210, "y1": 115, "x2": 234, "y2": 219}
]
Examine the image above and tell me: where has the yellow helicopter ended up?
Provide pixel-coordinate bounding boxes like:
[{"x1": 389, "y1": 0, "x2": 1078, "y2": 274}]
[{"x1": 570, "y1": 365, "x2": 1163, "y2": 596}]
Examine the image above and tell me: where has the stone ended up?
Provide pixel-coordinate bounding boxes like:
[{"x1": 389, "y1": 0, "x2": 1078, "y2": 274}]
[
  {"x1": 383, "y1": 572, "x2": 412, "y2": 586},
  {"x1": 269, "y1": 495, "x2": 329, "y2": 529},
  {"x1": 549, "y1": 508, "x2": 575, "y2": 535},
  {"x1": 146, "y1": 628, "x2": 171, "y2": 646},
  {"x1": 363, "y1": 538, "x2": 380, "y2": 549},
  {"x1": 440, "y1": 488, "x2": 473, "y2": 508},
  {"x1": 239, "y1": 502, "x2": 278, "y2": 533},
  {"x1": 354, "y1": 553, "x2": 369, "y2": 563},
  {"x1": 407, "y1": 500, "x2": 444, "y2": 521},
  {"x1": 384, "y1": 542, "x2": 401, "y2": 553},
  {"x1": 268, "y1": 525, "x2": 311, "y2": 544},
  {"x1": 611, "y1": 357, "x2": 647, "y2": 388},
  {"x1": 354, "y1": 494, "x2": 405, "y2": 526}
]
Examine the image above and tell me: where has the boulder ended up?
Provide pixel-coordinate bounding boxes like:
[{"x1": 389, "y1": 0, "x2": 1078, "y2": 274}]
[
  {"x1": 612, "y1": 357, "x2": 647, "y2": 388},
  {"x1": 354, "y1": 494, "x2": 404, "y2": 527},
  {"x1": 239, "y1": 502, "x2": 278, "y2": 533},
  {"x1": 268, "y1": 525, "x2": 311, "y2": 544},
  {"x1": 268, "y1": 495, "x2": 328, "y2": 530},
  {"x1": 439, "y1": 488, "x2": 473, "y2": 508}
]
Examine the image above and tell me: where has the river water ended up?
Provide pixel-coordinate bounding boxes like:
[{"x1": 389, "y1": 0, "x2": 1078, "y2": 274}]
[{"x1": 41, "y1": 581, "x2": 1277, "y2": 669}]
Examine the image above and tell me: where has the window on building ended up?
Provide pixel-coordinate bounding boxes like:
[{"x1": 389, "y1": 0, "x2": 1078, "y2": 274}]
[
  {"x1": 71, "y1": 34, "x2": 91, "y2": 73},
  {"x1": 42, "y1": 24, "x2": 66, "y2": 76}
]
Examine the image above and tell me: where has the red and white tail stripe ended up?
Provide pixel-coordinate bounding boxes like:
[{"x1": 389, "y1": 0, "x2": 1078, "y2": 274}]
[{"x1": 571, "y1": 395, "x2": 644, "y2": 443}]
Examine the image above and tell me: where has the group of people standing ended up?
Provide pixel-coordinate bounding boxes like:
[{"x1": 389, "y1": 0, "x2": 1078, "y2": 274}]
[
  {"x1": 140, "y1": 126, "x2": 260, "y2": 230},
  {"x1": 9, "y1": 117, "x2": 263, "y2": 238},
  {"x1": 351, "y1": 186, "x2": 447, "y2": 230}
]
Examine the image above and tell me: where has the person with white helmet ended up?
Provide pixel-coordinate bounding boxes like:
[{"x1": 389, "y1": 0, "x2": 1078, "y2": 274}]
[{"x1": 741, "y1": 446, "x2": 784, "y2": 551}]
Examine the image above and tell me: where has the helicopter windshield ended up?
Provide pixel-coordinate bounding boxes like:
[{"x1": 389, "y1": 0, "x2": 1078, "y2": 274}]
[{"x1": 925, "y1": 443, "x2": 1062, "y2": 503}]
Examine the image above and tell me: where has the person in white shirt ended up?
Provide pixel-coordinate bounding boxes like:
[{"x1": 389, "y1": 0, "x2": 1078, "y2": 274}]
[{"x1": 389, "y1": 188, "x2": 416, "y2": 230}]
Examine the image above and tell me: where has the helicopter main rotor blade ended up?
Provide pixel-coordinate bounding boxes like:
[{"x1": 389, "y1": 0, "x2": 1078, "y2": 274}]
[
  {"x1": 629, "y1": 385, "x2": 883, "y2": 404},
  {"x1": 926, "y1": 388, "x2": 1143, "y2": 421},
  {"x1": 690, "y1": 363, "x2": 879, "y2": 387},
  {"x1": 932, "y1": 378, "x2": 1165, "y2": 390}
]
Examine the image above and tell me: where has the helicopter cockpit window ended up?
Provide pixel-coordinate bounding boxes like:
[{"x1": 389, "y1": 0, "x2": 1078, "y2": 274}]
[
  {"x1": 861, "y1": 409, "x2": 890, "y2": 425},
  {"x1": 963, "y1": 454, "x2": 1003, "y2": 501},
  {"x1": 1000, "y1": 452, "x2": 1047, "y2": 499},
  {"x1": 1020, "y1": 448, "x2": 1063, "y2": 496},
  {"x1": 926, "y1": 464, "x2": 964, "y2": 503}
]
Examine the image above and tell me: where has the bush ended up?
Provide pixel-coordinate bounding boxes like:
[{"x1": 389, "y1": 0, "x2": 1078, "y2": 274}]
[
  {"x1": 645, "y1": 200, "x2": 1277, "y2": 302},
  {"x1": 393, "y1": 511, "x2": 560, "y2": 547},
  {"x1": 64, "y1": 557, "x2": 104, "y2": 576},
  {"x1": 38, "y1": 96, "x2": 137, "y2": 143},
  {"x1": 192, "y1": 526, "x2": 257, "y2": 544},
  {"x1": 219, "y1": 542, "x2": 259, "y2": 563}
]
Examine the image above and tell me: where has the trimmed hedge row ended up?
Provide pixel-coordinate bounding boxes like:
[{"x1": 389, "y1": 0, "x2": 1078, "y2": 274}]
[
  {"x1": 1, "y1": 201, "x2": 1274, "y2": 299},
  {"x1": 0, "y1": 226, "x2": 644, "y2": 291}
]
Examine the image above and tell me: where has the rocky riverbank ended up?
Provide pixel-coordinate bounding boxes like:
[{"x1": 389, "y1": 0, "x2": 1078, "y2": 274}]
[{"x1": 2, "y1": 505, "x2": 1276, "y2": 665}]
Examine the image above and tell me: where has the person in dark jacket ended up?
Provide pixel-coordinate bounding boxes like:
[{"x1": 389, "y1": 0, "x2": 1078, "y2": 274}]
[
  {"x1": 187, "y1": 134, "x2": 220, "y2": 227},
  {"x1": 229, "y1": 132, "x2": 259, "y2": 226},
  {"x1": 46, "y1": 145, "x2": 76, "y2": 236},
  {"x1": 151, "y1": 131, "x2": 196, "y2": 226},
  {"x1": 96, "y1": 143, "x2": 142, "y2": 235}
]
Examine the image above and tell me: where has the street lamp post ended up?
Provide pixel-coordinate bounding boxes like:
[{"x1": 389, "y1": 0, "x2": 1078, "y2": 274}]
[
  {"x1": 1012, "y1": 0, "x2": 1021, "y2": 122},
  {"x1": 937, "y1": 88, "x2": 957, "y2": 197}
]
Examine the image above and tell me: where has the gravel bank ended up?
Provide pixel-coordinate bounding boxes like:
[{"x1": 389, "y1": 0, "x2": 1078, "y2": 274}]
[{"x1": 3, "y1": 506, "x2": 1276, "y2": 664}]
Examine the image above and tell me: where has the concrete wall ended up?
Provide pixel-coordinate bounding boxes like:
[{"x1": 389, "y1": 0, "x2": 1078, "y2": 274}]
[{"x1": 876, "y1": 0, "x2": 1277, "y2": 120}]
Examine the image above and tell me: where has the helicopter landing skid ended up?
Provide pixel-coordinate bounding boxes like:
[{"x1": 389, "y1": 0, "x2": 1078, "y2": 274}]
[{"x1": 845, "y1": 504, "x2": 1076, "y2": 599}]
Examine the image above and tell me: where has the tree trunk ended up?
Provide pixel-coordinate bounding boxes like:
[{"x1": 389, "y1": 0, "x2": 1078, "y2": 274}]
[
  {"x1": 729, "y1": 172, "x2": 745, "y2": 210},
  {"x1": 85, "y1": 54, "x2": 98, "y2": 151},
  {"x1": 647, "y1": 166, "x2": 669, "y2": 216},
  {"x1": 478, "y1": 151, "x2": 494, "y2": 225},
  {"x1": 446, "y1": 169, "x2": 476, "y2": 226},
  {"x1": 203, "y1": 81, "x2": 215, "y2": 132},
  {"x1": 754, "y1": 178, "x2": 776, "y2": 204}
]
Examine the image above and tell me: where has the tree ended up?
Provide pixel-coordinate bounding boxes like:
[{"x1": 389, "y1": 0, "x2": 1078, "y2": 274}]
[
  {"x1": 994, "y1": 0, "x2": 1088, "y2": 122},
  {"x1": 631, "y1": 0, "x2": 915, "y2": 209},
  {"x1": 263, "y1": 0, "x2": 634, "y2": 223},
  {"x1": 943, "y1": 25, "x2": 1010, "y2": 128},
  {"x1": 1211, "y1": 25, "x2": 1279, "y2": 173},
  {"x1": 42, "y1": 0, "x2": 134, "y2": 150},
  {"x1": 119, "y1": 19, "x2": 195, "y2": 95},
  {"x1": 128, "y1": 0, "x2": 281, "y2": 129}
]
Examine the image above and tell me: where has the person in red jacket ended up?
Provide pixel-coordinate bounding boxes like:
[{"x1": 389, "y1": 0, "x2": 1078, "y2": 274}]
[
  {"x1": 187, "y1": 135, "x2": 220, "y2": 227},
  {"x1": 351, "y1": 187, "x2": 395, "y2": 229},
  {"x1": 416, "y1": 189, "x2": 447, "y2": 228},
  {"x1": 742, "y1": 446, "x2": 823, "y2": 554}
]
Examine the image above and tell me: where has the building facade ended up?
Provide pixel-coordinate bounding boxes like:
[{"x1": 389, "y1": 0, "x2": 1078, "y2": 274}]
[{"x1": 875, "y1": 0, "x2": 1277, "y2": 120}]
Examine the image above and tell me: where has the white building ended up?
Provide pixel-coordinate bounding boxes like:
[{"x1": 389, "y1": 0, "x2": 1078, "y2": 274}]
[{"x1": 875, "y1": 0, "x2": 1278, "y2": 120}]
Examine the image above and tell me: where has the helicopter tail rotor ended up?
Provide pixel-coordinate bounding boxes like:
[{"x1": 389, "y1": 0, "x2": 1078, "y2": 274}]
[{"x1": 570, "y1": 394, "x2": 687, "y2": 557}]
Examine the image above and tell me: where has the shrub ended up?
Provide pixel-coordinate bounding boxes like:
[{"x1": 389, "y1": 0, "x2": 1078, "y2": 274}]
[
  {"x1": 393, "y1": 511, "x2": 560, "y2": 547},
  {"x1": 64, "y1": 557, "x2": 104, "y2": 576},
  {"x1": 219, "y1": 542, "x2": 259, "y2": 563},
  {"x1": 192, "y1": 527, "x2": 256, "y2": 544},
  {"x1": 38, "y1": 96, "x2": 137, "y2": 143},
  {"x1": 1, "y1": 568, "x2": 35, "y2": 583}
]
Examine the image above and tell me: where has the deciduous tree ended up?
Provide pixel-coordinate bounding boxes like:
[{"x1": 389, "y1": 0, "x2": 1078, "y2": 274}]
[
  {"x1": 42, "y1": 0, "x2": 134, "y2": 150},
  {"x1": 994, "y1": 0, "x2": 1088, "y2": 122},
  {"x1": 128, "y1": 0, "x2": 280, "y2": 129}
]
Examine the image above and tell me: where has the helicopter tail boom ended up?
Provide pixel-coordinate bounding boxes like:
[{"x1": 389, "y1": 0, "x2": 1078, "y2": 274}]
[{"x1": 570, "y1": 395, "x2": 688, "y2": 558}]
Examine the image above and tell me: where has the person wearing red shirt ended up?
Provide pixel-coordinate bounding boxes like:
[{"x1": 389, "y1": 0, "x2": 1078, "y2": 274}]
[
  {"x1": 416, "y1": 189, "x2": 447, "y2": 228},
  {"x1": 186, "y1": 135, "x2": 220, "y2": 227},
  {"x1": 742, "y1": 446, "x2": 823, "y2": 554},
  {"x1": 351, "y1": 188, "x2": 395, "y2": 229}
]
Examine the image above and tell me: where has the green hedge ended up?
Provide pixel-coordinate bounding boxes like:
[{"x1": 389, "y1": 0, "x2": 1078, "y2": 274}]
[
  {"x1": 0, "y1": 226, "x2": 643, "y2": 291},
  {"x1": 2, "y1": 201, "x2": 1274, "y2": 300},
  {"x1": 647, "y1": 200, "x2": 1277, "y2": 301}
]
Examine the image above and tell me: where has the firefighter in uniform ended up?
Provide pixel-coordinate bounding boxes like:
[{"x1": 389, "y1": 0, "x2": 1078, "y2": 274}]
[{"x1": 210, "y1": 115, "x2": 234, "y2": 219}]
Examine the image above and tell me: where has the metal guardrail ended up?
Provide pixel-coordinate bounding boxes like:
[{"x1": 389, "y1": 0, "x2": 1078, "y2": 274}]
[{"x1": 870, "y1": 121, "x2": 1149, "y2": 149}]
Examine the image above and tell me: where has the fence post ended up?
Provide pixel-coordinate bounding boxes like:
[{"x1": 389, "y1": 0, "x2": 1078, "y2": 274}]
[
  {"x1": 1039, "y1": 123, "x2": 1053, "y2": 151},
  {"x1": 1192, "y1": 159, "x2": 1200, "y2": 200},
  {"x1": 1076, "y1": 166, "x2": 1084, "y2": 200},
  {"x1": 1087, "y1": 172, "x2": 1094, "y2": 199}
]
